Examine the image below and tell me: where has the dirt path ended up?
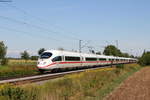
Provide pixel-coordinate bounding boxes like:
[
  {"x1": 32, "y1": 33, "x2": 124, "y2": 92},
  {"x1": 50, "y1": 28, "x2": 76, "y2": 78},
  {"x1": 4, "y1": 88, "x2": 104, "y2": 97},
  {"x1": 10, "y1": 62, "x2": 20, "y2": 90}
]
[{"x1": 105, "y1": 67, "x2": 150, "y2": 100}]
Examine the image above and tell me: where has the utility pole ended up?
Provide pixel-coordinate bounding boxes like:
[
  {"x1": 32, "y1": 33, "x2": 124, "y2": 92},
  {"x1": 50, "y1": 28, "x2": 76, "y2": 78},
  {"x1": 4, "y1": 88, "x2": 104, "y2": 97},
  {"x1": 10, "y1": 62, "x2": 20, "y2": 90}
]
[
  {"x1": 79, "y1": 40, "x2": 91, "y2": 53},
  {"x1": 79, "y1": 40, "x2": 82, "y2": 53},
  {"x1": 87, "y1": 46, "x2": 95, "y2": 54},
  {"x1": 116, "y1": 40, "x2": 118, "y2": 48}
]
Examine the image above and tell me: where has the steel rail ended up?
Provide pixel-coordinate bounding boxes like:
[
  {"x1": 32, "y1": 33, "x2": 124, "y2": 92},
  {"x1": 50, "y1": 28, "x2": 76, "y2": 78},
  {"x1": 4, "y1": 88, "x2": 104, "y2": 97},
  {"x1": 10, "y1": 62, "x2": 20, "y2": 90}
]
[
  {"x1": 0, "y1": 70, "x2": 85, "y2": 85},
  {"x1": 0, "y1": 66, "x2": 114, "y2": 85},
  {"x1": 1, "y1": 62, "x2": 136, "y2": 85}
]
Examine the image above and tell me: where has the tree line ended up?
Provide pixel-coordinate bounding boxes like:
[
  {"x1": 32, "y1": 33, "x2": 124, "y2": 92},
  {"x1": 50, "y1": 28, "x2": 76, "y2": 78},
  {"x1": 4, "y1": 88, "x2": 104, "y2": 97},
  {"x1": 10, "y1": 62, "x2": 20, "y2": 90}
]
[
  {"x1": 138, "y1": 51, "x2": 150, "y2": 66},
  {"x1": 0, "y1": 41, "x2": 46, "y2": 65},
  {"x1": 20, "y1": 48, "x2": 46, "y2": 60},
  {"x1": 0, "y1": 41, "x2": 150, "y2": 66},
  {"x1": 103, "y1": 45, "x2": 134, "y2": 58}
]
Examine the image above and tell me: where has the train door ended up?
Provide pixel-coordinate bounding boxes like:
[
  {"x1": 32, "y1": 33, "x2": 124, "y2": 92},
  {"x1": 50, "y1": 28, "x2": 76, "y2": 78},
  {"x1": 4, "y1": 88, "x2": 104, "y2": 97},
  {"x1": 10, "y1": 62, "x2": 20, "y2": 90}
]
[
  {"x1": 60, "y1": 55, "x2": 64, "y2": 68},
  {"x1": 80, "y1": 56, "x2": 84, "y2": 67}
]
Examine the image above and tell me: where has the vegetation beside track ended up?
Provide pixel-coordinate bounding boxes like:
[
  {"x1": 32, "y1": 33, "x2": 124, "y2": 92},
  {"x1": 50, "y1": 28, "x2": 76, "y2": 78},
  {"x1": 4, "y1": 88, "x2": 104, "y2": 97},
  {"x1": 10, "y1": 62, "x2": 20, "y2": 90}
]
[
  {"x1": 0, "y1": 64, "x2": 142, "y2": 100},
  {"x1": 0, "y1": 60, "x2": 38, "y2": 79}
]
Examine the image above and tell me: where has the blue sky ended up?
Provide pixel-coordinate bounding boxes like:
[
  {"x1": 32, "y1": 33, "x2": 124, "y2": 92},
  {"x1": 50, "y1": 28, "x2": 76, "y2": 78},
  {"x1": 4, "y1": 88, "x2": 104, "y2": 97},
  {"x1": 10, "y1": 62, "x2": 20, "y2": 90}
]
[{"x1": 0, "y1": 0, "x2": 150, "y2": 57}]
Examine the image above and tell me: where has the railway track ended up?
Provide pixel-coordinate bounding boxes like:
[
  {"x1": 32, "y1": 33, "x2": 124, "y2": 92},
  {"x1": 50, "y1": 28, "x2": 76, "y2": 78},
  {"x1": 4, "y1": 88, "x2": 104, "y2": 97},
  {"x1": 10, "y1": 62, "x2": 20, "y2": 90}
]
[{"x1": 0, "y1": 66, "x2": 113, "y2": 85}]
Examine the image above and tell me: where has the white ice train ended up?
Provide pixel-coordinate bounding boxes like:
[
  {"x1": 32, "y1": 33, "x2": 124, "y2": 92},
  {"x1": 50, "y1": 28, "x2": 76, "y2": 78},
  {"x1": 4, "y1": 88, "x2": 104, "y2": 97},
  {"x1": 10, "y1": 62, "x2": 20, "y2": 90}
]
[{"x1": 37, "y1": 50, "x2": 137, "y2": 73}]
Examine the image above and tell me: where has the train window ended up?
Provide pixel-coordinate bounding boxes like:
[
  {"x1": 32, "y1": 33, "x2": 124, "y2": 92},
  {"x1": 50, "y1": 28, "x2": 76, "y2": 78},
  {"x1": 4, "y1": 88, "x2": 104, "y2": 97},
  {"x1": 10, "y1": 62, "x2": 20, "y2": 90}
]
[
  {"x1": 40, "y1": 52, "x2": 52, "y2": 59},
  {"x1": 99, "y1": 58, "x2": 106, "y2": 61},
  {"x1": 86, "y1": 57, "x2": 97, "y2": 61},
  {"x1": 65, "y1": 56, "x2": 80, "y2": 61},
  {"x1": 52, "y1": 56, "x2": 62, "y2": 62},
  {"x1": 116, "y1": 59, "x2": 119, "y2": 61},
  {"x1": 112, "y1": 59, "x2": 115, "y2": 61},
  {"x1": 109, "y1": 59, "x2": 113, "y2": 61}
]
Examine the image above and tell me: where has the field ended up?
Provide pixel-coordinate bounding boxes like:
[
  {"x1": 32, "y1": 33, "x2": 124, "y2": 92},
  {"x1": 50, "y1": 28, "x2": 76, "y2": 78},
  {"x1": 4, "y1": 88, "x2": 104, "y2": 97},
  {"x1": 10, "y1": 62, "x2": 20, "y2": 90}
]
[
  {"x1": 0, "y1": 59, "x2": 38, "y2": 79},
  {"x1": 8, "y1": 59, "x2": 37, "y2": 65},
  {"x1": 0, "y1": 64, "x2": 142, "y2": 100}
]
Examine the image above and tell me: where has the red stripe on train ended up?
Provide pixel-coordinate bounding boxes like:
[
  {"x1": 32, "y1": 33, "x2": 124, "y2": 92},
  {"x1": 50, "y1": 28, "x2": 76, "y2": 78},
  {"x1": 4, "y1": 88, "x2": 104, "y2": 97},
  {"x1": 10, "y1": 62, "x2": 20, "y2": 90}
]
[{"x1": 38, "y1": 61, "x2": 112, "y2": 68}]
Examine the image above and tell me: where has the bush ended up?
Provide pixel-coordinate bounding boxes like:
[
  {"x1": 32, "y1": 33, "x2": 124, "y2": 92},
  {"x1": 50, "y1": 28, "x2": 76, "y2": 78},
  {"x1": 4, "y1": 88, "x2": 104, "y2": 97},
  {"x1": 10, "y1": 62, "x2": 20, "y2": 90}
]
[
  {"x1": 0, "y1": 64, "x2": 141, "y2": 100},
  {"x1": 0, "y1": 84, "x2": 39, "y2": 100},
  {"x1": 0, "y1": 85, "x2": 26, "y2": 100},
  {"x1": 30, "y1": 56, "x2": 38, "y2": 60},
  {"x1": 1, "y1": 58, "x2": 8, "y2": 65},
  {"x1": 116, "y1": 64, "x2": 124, "y2": 69},
  {"x1": 139, "y1": 52, "x2": 150, "y2": 66}
]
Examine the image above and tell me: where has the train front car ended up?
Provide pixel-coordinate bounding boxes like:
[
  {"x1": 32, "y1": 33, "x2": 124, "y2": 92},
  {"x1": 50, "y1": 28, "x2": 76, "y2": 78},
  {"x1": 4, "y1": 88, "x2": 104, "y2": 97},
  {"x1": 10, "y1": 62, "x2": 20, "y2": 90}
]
[{"x1": 37, "y1": 50, "x2": 58, "y2": 73}]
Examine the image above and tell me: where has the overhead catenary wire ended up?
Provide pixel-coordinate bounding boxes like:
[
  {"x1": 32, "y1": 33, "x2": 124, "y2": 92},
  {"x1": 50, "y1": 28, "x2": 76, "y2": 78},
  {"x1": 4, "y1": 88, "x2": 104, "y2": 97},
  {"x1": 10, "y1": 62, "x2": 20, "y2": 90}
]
[
  {"x1": 0, "y1": 15, "x2": 80, "y2": 42},
  {"x1": 0, "y1": 15, "x2": 60, "y2": 38},
  {"x1": 0, "y1": 15, "x2": 90, "y2": 51},
  {"x1": 0, "y1": 3, "x2": 93, "y2": 52},
  {"x1": 0, "y1": 27, "x2": 79, "y2": 53},
  {"x1": 5, "y1": 4, "x2": 81, "y2": 40},
  {"x1": 0, "y1": 26, "x2": 80, "y2": 49},
  {"x1": 0, "y1": 25, "x2": 60, "y2": 41},
  {"x1": 0, "y1": 0, "x2": 12, "y2": 2}
]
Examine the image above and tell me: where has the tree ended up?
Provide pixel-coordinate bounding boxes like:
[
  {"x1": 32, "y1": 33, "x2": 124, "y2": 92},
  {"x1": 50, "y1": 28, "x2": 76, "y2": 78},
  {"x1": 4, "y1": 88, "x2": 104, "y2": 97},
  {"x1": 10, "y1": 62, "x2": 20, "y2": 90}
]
[
  {"x1": 122, "y1": 53, "x2": 130, "y2": 57},
  {"x1": 96, "y1": 51, "x2": 101, "y2": 55},
  {"x1": 0, "y1": 41, "x2": 7, "y2": 65},
  {"x1": 1, "y1": 58, "x2": 8, "y2": 65},
  {"x1": 38, "y1": 48, "x2": 45, "y2": 55},
  {"x1": 30, "y1": 56, "x2": 38, "y2": 60},
  {"x1": 21, "y1": 51, "x2": 30, "y2": 60},
  {"x1": 91, "y1": 50, "x2": 95, "y2": 54},
  {"x1": 139, "y1": 51, "x2": 150, "y2": 66},
  {"x1": 0, "y1": 41, "x2": 7, "y2": 59},
  {"x1": 103, "y1": 45, "x2": 122, "y2": 56},
  {"x1": 103, "y1": 45, "x2": 132, "y2": 57},
  {"x1": 130, "y1": 55, "x2": 135, "y2": 58},
  {"x1": 58, "y1": 47, "x2": 64, "y2": 51}
]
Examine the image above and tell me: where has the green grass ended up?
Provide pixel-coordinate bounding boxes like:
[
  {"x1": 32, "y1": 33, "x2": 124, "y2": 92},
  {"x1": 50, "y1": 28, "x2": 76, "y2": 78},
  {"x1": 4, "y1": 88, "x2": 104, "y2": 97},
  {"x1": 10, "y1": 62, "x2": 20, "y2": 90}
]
[
  {"x1": 0, "y1": 60, "x2": 38, "y2": 79},
  {"x1": 0, "y1": 64, "x2": 142, "y2": 100}
]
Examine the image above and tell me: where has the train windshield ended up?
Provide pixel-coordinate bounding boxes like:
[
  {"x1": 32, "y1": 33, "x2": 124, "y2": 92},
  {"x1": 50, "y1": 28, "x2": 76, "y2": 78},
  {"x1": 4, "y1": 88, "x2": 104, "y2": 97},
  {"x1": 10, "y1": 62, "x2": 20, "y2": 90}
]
[{"x1": 40, "y1": 52, "x2": 52, "y2": 59}]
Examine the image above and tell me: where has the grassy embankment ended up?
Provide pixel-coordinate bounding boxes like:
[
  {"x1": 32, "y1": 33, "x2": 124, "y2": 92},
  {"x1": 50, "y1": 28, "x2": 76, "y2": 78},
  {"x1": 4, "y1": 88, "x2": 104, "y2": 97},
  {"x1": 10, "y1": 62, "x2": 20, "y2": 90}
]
[
  {"x1": 0, "y1": 60, "x2": 38, "y2": 79},
  {"x1": 0, "y1": 64, "x2": 143, "y2": 100}
]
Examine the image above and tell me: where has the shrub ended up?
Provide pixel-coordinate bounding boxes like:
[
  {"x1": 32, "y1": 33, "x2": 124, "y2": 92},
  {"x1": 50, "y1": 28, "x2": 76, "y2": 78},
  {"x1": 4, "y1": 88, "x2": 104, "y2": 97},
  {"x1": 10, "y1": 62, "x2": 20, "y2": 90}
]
[
  {"x1": 0, "y1": 85, "x2": 26, "y2": 100},
  {"x1": 114, "y1": 68, "x2": 121, "y2": 75},
  {"x1": 0, "y1": 85, "x2": 39, "y2": 100},
  {"x1": 0, "y1": 64, "x2": 142, "y2": 100},
  {"x1": 1, "y1": 58, "x2": 8, "y2": 65},
  {"x1": 116, "y1": 64, "x2": 124, "y2": 69},
  {"x1": 30, "y1": 56, "x2": 38, "y2": 60}
]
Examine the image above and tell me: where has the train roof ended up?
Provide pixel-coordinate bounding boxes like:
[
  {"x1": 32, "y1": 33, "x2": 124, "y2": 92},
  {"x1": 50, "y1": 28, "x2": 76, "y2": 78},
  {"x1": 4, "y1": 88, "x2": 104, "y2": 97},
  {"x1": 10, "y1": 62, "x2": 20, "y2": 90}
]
[{"x1": 43, "y1": 50, "x2": 136, "y2": 60}]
